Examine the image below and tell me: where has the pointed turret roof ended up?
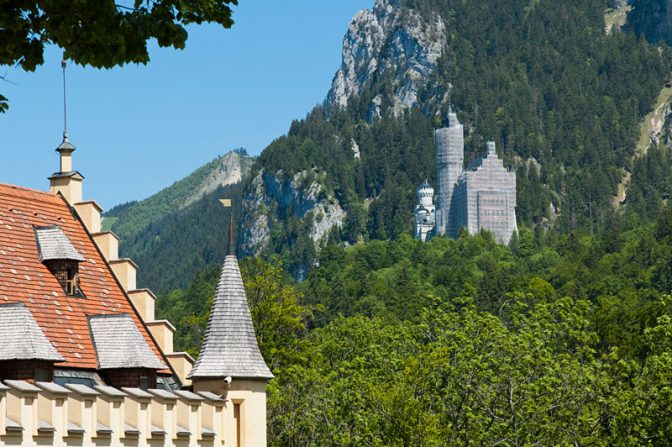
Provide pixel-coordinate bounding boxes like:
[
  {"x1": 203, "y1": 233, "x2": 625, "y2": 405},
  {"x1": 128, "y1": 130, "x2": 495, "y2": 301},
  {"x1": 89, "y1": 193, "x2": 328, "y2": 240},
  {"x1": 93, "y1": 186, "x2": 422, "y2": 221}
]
[
  {"x1": 56, "y1": 133, "x2": 75, "y2": 154},
  {"x1": 448, "y1": 107, "x2": 460, "y2": 127},
  {"x1": 188, "y1": 255, "x2": 274, "y2": 380}
]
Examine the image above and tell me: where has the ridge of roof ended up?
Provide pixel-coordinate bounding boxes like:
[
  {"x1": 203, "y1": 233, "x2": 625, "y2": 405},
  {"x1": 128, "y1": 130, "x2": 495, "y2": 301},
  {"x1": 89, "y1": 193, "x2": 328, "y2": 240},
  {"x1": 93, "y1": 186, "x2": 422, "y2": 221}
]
[{"x1": 0, "y1": 182, "x2": 59, "y2": 200}]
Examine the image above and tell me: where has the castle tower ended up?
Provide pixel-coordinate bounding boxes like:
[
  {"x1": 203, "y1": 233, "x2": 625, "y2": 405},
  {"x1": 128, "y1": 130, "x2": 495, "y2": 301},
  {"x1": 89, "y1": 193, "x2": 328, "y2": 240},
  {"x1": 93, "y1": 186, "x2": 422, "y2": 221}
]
[
  {"x1": 452, "y1": 141, "x2": 517, "y2": 244},
  {"x1": 414, "y1": 180, "x2": 436, "y2": 242},
  {"x1": 189, "y1": 205, "x2": 273, "y2": 447},
  {"x1": 435, "y1": 107, "x2": 464, "y2": 237}
]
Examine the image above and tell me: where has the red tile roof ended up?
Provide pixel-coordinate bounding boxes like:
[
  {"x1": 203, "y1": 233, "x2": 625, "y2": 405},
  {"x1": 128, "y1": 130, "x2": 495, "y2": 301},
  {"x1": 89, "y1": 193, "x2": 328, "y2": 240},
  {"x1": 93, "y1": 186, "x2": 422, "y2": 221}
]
[{"x1": 0, "y1": 183, "x2": 167, "y2": 371}]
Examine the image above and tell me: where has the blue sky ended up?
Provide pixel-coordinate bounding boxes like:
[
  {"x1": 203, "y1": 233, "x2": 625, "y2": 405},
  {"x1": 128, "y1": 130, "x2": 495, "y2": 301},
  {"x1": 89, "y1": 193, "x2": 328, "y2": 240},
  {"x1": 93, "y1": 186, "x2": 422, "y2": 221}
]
[{"x1": 0, "y1": 0, "x2": 372, "y2": 209}]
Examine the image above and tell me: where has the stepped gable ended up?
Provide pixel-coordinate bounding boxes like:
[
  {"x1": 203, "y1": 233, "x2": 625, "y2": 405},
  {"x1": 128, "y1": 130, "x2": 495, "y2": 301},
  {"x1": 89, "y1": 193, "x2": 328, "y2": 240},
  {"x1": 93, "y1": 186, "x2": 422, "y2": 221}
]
[
  {"x1": 189, "y1": 255, "x2": 273, "y2": 380},
  {"x1": 0, "y1": 183, "x2": 167, "y2": 371}
]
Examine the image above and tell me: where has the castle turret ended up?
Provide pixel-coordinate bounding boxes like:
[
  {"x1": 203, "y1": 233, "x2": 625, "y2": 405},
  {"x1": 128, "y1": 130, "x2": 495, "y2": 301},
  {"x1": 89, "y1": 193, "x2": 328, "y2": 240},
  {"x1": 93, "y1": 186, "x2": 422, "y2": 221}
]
[
  {"x1": 435, "y1": 106, "x2": 464, "y2": 237},
  {"x1": 189, "y1": 205, "x2": 273, "y2": 446},
  {"x1": 414, "y1": 179, "x2": 436, "y2": 242}
]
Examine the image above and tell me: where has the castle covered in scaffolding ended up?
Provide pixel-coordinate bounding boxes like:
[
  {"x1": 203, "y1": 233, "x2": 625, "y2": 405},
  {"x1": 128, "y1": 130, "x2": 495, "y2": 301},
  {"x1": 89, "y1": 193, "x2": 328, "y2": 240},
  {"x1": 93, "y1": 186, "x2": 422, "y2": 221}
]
[{"x1": 414, "y1": 108, "x2": 517, "y2": 244}]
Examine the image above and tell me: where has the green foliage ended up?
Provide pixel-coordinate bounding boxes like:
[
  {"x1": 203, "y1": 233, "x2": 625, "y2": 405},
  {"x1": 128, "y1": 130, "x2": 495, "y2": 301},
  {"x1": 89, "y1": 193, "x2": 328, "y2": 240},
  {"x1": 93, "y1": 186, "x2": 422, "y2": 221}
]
[
  {"x1": 161, "y1": 205, "x2": 672, "y2": 445},
  {"x1": 270, "y1": 210, "x2": 672, "y2": 445},
  {"x1": 625, "y1": 143, "x2": 672, "y2": 221},
  {"x1": 242, "y1": 258, "x2": 314, "y2": 371},
  {"x1": 1, "y1": 0, "x2": 238, "y2": 111},
  {"x1": 267, "y1": 296, "x2": 609, "y2": 446}
]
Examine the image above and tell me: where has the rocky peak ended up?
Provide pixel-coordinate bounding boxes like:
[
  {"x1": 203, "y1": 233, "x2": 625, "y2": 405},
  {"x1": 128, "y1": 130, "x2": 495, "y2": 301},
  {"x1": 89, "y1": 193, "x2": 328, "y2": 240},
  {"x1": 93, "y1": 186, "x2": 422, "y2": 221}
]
[
  {"x1": 182, "y1": 149, "x2": 253, "y2": 208},
  {"x1": 326, "y1": 0, "x2": 446, "y2": 117}
]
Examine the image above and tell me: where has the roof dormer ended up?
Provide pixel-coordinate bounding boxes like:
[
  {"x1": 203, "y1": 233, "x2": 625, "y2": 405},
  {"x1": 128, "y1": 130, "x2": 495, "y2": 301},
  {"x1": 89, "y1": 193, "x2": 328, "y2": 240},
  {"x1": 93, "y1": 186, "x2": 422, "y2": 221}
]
[{"x1": 34, "y1": 225, "x2": 85, "y2": 297}]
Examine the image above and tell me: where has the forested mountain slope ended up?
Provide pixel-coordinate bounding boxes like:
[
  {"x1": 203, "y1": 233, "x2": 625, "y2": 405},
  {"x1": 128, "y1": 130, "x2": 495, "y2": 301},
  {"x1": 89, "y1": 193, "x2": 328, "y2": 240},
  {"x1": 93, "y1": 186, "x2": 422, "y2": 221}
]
[
  {"x1": 144, "y1": 2, "x2": 672, "y2": 442},
  {"x1": 238, "y1": 0, "x2": 672, "y2": 277},
  {"x1": 103, "y1": 149, "x2": 254, "y2": 292},
  {"x1": 106, "y1": 0, "x2": 672, "y2": 284},
  {"x1": 627, "y1": 0, "x2": 672, "y2": 44}
]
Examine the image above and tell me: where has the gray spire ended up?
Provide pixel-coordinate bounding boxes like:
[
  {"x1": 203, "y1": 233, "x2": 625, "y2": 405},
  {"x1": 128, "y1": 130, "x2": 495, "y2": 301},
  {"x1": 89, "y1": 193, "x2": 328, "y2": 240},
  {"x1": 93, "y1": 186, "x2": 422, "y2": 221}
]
[
  {"x1": 448, "y1": 107, "x2": 460, "y2": 127},
  {"x1": 188, "y1": 255, "x2": 273, "y2": 380}
]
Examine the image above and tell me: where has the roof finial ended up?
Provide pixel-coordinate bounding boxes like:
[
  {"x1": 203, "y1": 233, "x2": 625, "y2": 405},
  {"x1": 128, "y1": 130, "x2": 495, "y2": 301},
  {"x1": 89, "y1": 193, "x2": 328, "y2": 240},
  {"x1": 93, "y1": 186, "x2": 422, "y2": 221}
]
[
  {"x1": 61, "y1": 55, "x2": 68, "y2": 142},
  {"x1": 219, "y1": 199, "x2": 234, "y2": 256}
]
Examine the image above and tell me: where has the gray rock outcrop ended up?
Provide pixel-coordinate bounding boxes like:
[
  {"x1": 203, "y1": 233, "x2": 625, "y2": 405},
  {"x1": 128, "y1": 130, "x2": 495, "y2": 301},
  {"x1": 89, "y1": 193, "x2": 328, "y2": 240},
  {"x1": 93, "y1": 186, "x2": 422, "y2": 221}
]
[
  {"x1": 239, "y1": 169, "x2": 345, "y2": 257},
  {"x1": 326, "y1": 0, "x2": 446, "y2": 116}
]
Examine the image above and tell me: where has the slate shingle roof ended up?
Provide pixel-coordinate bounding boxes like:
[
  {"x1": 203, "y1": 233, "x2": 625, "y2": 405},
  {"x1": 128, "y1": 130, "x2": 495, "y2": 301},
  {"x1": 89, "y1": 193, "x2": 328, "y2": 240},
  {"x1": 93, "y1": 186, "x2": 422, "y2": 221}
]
[
  {"x1": 89, "y1": 314, "x2": 167, "y2": 370},
  {"x1": 34, "y1": 225, "x2": 85, "y2": 262},
  {"x1": 188, "y1": 255, "x2": 273, "y2": 380},
  {"x1": 0, "y1": 303, "x2": 64, "y2": 361},
  {"x1": 0, "y1": 183, "x2": 167, "y2": 370}
]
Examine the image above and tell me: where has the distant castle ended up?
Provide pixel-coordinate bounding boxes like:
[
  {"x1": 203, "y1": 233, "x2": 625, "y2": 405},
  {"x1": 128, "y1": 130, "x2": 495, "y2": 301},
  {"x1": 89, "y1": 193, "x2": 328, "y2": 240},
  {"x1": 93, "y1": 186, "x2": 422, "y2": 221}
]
[{"x1": 414, "y1": 108, "x2": 517, "y2": 244}]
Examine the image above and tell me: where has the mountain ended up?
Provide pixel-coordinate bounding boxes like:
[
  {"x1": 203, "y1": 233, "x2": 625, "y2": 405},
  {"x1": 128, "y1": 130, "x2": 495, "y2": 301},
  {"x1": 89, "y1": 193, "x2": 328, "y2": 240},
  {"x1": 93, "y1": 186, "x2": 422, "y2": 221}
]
[
  {"x1": 105, "y1": 0, "x2": 672, "y2": 282},
  {"x1": 103, "y1": 149, "x2": 254, "y2": 292},
  {"x1": 98, "y1": 2, "x2": 672, "y2": 444},
  {"x1": 105, "y1": 149, "x2": 253, "y2": 235},
  {"x1": 237, "y1": 0, "x2": 672, "y2": 277},
  {"x1": 326, "y1": 0, "x2": 446, "y2": 117}
]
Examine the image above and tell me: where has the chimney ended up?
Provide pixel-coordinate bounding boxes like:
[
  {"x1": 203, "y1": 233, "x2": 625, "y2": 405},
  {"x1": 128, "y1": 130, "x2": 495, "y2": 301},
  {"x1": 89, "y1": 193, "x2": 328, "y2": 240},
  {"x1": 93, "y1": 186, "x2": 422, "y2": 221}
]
[{"x1": 48, "y1": 134, "x2": 84, "y2": 204}]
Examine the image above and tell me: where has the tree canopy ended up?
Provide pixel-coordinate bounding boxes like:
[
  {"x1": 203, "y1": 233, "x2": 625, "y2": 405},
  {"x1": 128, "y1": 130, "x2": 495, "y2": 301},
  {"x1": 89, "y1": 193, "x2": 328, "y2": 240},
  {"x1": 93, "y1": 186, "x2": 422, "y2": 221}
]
[
  {"x1": 0, "y1": 0, "x2": 238, "y2": 110},
  {"x1": 157, "y1": 206, "x2": 672, "y2": 445}
]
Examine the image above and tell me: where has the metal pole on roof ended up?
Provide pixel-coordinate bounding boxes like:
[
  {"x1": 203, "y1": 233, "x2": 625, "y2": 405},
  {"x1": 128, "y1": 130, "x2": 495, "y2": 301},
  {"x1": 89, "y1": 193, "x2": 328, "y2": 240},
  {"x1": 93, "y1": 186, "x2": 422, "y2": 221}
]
[{"x1": 61, "y1": 55, "x2": 68, "y2": 140}]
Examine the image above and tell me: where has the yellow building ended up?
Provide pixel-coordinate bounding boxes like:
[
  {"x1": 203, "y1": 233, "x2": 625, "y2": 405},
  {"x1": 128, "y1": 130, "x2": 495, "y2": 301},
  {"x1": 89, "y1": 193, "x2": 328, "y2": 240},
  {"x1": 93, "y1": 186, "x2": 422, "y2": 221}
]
[{"x1": 0, "y1": 135, "x2": 272, "y2": 446}]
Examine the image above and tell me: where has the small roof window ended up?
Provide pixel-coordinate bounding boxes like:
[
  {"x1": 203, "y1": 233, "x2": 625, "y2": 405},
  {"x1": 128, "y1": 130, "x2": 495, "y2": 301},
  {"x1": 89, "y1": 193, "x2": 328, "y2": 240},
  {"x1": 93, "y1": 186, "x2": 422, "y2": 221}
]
[
  {"x1": 0, "y1": 303, "x2": 64, "y2": 362},
  {"x1": 34, "y1": 226, "x2": 85, "y2": 297},
  {"x1": 34, "y1": 226, "x2": 85, "y2": 262},
  {"x1": 88, "y1": 314, "x2": 167, "y2": 370}
]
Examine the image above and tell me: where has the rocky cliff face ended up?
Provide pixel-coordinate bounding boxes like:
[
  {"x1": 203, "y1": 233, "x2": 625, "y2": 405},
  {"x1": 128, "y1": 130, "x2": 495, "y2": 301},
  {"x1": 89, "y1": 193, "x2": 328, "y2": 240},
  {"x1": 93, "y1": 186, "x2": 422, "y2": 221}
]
[
  {"x1": 239, "y1": 169, "x2": 345, "y2": 261},
  {"x1": 326, "y1": 0, "x2": 446, "y2": 117}
]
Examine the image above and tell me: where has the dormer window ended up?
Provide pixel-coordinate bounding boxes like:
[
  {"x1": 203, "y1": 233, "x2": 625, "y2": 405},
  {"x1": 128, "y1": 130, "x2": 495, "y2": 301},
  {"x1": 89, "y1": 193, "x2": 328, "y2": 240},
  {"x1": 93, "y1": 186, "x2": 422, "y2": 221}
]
[
  {"x1": 34, "y1": 225, "x2": 85, "y2": 297},
  {"x1": 44, "y1": 259, "x2": 82, "y2": 296},
  {"x1": 66, "y1": 265, "x2": 78, "y2": 295}
]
